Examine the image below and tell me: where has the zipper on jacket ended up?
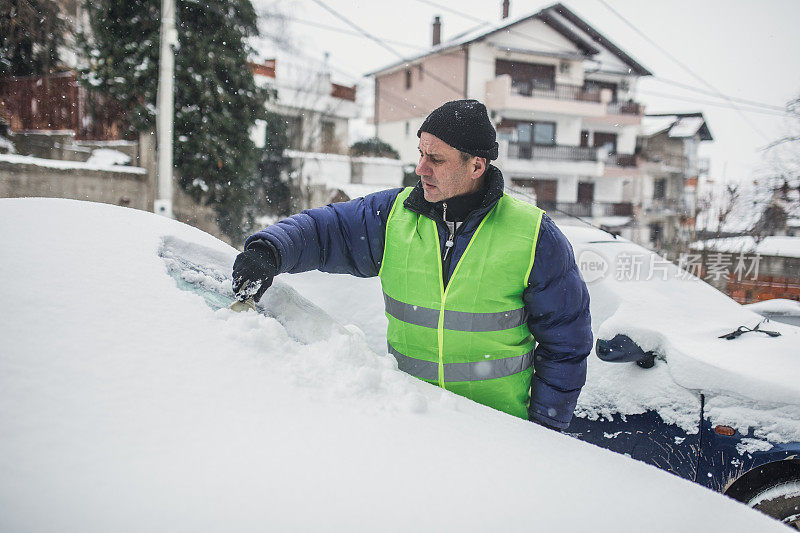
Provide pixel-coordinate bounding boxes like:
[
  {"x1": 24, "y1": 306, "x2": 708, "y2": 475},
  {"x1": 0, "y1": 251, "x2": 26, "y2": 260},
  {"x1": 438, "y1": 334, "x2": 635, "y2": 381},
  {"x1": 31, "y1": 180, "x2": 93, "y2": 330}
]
[{"x1": 442, "y1": 202, "x2": 455, "y2": 264}]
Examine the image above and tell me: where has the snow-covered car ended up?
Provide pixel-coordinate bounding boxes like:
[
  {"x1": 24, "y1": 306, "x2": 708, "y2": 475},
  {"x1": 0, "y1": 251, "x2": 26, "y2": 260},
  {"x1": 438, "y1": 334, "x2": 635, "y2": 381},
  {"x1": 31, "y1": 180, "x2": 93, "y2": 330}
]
[
  {"x1": 745, "y1": 298, "x2": 800, "y2": 327},
  {"x1": 284, "y1": 219, "x2": 800, "y2": 529},
  {"x1": 557, "y1": 224, "x2": 800, "y2": 529},
  {"x1": 0, "y1": 198, "x2": 786, "y2": 532}
]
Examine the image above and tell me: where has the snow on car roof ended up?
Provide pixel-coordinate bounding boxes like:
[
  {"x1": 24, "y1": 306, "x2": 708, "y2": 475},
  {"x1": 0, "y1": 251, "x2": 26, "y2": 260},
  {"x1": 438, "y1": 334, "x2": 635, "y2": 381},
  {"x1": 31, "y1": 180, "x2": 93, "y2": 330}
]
[
  {"x1": 560, "y1": 224, "x2": 800, "y2": 442},
  {"x1": 0, "y1": 198, "x2": 784, "y2": 532},
  {"x1": 745, "y1": 298, "x2": 800, "y2": 317},
  {"x1": 691, "y1": 235, "x2": 800, "y2": 258}
]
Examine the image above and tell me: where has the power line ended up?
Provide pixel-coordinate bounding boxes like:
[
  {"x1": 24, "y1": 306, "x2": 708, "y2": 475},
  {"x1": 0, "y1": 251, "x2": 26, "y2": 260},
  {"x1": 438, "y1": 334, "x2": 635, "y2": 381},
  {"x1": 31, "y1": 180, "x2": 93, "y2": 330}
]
[
  {"x1": 277, "y1": 15, "x2": 428, "y2": 52},
  {"x1": 638, "y1": 90, "x2": 791, "y2": 117},
  {"x1": 308, "y1": 0, "x2": 466, "y2": 96},
  {"x1": 594, "y1": 0, "x2": 772, "y2": 141},
  {"x1": 650, "y1": 77, "x2": 786, "y2": 112}
]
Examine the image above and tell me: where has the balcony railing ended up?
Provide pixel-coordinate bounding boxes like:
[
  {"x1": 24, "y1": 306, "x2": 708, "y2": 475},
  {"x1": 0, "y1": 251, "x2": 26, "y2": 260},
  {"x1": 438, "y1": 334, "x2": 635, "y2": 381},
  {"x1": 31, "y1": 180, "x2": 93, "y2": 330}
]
[
  {"x1": 647, "y1": 198, "x2": 686, "y2": 215},
  {"x1": 604, "y1": 153, "x2": 638, "y2": 167},
  {"x1": 643, "y1": 153, "x2": 687, "y2": 170},
  {"x1": 606, "y1": 101, "x2": 642, "y2": 115},
  {"x1": 507, "y1": 142, "x2": 598, "y2": 161},
  {"x1": 510, "y1": 81, "x2": 602, "y2": 103},
  {"x1": 538, "y1": 201, "x2": 634, "y2": 218}
]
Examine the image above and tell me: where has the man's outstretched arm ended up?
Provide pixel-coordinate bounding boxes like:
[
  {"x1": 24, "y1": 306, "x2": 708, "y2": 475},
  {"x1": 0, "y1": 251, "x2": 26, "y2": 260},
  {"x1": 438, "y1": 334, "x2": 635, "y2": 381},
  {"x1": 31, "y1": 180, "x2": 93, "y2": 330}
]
[
  {"x1": 243, "y1": 188, "x2": 402, "y2": 278},
  {"x1": 523, "y1": 214, "x2": 593, "y2": 430}
]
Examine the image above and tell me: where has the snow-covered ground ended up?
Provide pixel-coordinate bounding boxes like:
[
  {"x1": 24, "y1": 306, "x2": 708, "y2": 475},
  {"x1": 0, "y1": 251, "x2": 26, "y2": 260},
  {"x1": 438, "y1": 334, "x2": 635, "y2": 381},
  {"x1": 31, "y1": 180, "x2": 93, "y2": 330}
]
[{"x1": 0, "y1": 198, "x2": 785, "y2": 532}]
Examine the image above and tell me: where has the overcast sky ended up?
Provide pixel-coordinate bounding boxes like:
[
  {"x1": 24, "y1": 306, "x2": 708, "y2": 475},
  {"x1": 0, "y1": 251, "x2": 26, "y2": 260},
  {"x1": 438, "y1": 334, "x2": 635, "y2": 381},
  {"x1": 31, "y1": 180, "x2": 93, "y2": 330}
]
[{"x1": 254, "y1": 0, "x2": 800, "y2": 186}]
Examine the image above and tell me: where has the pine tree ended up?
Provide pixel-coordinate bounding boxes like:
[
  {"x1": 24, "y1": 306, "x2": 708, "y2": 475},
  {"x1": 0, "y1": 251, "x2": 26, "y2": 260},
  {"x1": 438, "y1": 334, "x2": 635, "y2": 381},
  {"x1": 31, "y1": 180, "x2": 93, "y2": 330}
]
[
  {"x1": 80, "y1": 0, "x2": 269, "y2": 241},
  {"x1": 0, "y1": 0, "x2": 64, "y2": 76}
]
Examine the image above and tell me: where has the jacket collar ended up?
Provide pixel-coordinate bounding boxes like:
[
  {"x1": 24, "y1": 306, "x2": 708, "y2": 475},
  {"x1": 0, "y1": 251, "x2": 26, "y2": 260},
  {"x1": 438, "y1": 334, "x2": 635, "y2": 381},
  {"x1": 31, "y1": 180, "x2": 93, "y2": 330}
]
[{"x1": 403, "y1": 164, "x2": 505, "y2": 223}]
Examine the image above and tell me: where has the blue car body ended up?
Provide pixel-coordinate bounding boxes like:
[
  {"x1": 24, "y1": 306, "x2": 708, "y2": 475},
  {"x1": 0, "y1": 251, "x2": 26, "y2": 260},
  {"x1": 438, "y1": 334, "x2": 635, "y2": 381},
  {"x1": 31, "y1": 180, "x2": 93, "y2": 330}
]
[{"x1": 566, "y1": 395, "x2": 800, "y2": 494}]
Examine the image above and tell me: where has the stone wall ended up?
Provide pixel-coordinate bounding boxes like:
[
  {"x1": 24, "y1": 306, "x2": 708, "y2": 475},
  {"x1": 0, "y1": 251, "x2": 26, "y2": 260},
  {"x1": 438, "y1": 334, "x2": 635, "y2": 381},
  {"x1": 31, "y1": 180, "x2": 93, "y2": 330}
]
[{"x1": 0, "y1": 159, "x2": 152, "y2": 211}]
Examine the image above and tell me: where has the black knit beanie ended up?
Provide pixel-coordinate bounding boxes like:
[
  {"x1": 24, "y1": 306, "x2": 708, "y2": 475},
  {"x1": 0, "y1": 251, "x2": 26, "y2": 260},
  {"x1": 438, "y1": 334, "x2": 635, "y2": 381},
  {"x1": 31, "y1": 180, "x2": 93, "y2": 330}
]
[{"x1": 417, "y1": 99, "x2": 498, "y2": 160}]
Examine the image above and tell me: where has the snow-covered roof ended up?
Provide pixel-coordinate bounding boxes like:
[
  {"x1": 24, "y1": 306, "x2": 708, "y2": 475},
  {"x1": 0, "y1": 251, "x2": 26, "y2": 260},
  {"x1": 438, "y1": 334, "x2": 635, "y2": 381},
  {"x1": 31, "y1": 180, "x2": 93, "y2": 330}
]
[
  {"x1": 368, "y1": 3, "x2": 651, "y2": 77},
  {"x1": 2, "y1": 197, "x2": 783, "y2": 531},
  {"x1": 668, "y1": 116, "x2": 705, "y2": 138},
  {"x1": 691, "y1": 235, "x2": 800, "y2": 258},
  {"x1": 641, "y1": 113, "x2": 713, "y2": 141}
]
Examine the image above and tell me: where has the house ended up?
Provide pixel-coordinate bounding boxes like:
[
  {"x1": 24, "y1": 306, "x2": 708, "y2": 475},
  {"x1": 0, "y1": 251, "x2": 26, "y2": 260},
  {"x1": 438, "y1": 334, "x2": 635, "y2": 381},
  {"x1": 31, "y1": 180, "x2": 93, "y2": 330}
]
[
  {"x1": 689, "y1": 236, "x2": 800, "y2": 304},
  {"x1": 369, "y1": 2, "x2": 652, "y2": 239},
  {"x1": 250, "y1": 54, "x2": 404, "y2": 208},
  {"x1": 638, "y1": 112, "x2": 713, "y2": 250}
]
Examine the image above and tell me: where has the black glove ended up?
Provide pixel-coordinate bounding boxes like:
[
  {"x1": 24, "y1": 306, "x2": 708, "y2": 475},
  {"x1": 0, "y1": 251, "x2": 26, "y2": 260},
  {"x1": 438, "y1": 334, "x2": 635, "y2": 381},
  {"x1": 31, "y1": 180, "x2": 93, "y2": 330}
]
[{"x1": 232, "y1": 245, "x2": 279, "y2": 303}]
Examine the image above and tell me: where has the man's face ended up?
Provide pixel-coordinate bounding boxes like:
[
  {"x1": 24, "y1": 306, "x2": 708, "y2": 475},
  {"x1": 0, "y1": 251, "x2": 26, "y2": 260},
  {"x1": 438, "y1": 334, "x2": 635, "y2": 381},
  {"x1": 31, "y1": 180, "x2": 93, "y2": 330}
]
[{"x1": 416, "y1": 132, "x2": 484, "y2": 203}]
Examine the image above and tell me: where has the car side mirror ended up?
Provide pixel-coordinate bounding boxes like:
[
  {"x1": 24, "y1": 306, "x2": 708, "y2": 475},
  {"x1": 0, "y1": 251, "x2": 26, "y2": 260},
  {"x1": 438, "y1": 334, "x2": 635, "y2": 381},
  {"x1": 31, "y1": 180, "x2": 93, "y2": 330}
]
[{"x1": 596, "y1": 334, "x2": 656, "y2": 369}]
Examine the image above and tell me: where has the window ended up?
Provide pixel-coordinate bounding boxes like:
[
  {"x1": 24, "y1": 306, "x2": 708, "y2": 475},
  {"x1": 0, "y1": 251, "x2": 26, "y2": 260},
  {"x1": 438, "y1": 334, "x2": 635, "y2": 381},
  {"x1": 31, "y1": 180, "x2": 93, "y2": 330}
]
[
  {"x1": 577, "y1": 182, "x2": 594, "y2": 204},
  {"x1": 533, "y1": 122, "x2": 556, "y2": 145},
  {"x1": 283, "y1": 115, "x2": 303, "y2": 150},
  {"x1": 584, "y1": 80, "x2": 618, "y2": 102},
  {"x1": 513, "y1": 178, "x2": 557, "y2": 208},
  {"x1": 321, "y1": 121, "x2": 338, "y2": 153},
  {"x1": 653, "y1": 178, "x2": 666, "y2": 200},
  {"x1": 495, "y1": 60, "x2": 555, "y2": 96},
  {"x1": 497, "y1": 120, "x2": 556, "y2": 158},
  {"x1": 580, "y1": 130, "x2": 590, "y2": 148},
  {"x1": 648, "y1": 222, "x2": 663, "y2": 245},
  {"x1": 405, "y1": 69, "x2": 412, "y2": 90},
  {"x1": 593, "y1": 132, "x2": 617, "y2": 154},
  {"x1": 405, "y1": 121, "x2": 410, "y2": 137}
]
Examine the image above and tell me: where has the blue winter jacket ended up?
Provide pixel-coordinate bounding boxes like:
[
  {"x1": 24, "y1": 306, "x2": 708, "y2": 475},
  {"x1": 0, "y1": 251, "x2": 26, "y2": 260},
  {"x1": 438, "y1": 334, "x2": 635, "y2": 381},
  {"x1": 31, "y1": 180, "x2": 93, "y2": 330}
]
[{"x1": 245, "y1": 165, "x2": 592, "y2": 429}]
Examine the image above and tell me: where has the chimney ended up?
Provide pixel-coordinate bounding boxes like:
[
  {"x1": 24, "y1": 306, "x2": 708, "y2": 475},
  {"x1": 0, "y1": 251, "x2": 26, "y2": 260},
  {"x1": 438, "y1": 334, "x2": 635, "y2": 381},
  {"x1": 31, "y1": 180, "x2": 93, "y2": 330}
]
[
  {"x1": 502, "y1": 0, "x2": 509, "y2": 19},
  {"x1": 432, "y1": 15, "x2": 441, "y2": 46}
]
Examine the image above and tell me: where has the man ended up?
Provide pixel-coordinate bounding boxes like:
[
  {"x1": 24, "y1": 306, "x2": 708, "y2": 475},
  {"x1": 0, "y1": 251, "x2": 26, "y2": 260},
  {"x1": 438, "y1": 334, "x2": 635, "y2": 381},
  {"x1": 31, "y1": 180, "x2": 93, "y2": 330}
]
[{"x1": 233, "y1": 99, "x2": 592, "y2": 430}]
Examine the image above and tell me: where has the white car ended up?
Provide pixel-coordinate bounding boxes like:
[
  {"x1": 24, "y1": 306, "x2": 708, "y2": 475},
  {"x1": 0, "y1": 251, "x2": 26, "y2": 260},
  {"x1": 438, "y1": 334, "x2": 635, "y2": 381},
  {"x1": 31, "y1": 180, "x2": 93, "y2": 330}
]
[{"x1": 0, "y1": 198, "x2": 786, "y2": 532}]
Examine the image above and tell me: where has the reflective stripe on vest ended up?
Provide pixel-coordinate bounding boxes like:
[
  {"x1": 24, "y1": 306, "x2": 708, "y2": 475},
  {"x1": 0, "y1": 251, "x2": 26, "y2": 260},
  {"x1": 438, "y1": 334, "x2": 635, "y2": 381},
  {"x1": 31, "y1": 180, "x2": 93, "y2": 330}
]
[
  {"x1": 383, "y1": 292, "x2": 528, "y2": 331},
  {"x1": 388, "y1": 343, "x2": 535, "y2": 382},
  {"x1": 378, "y1": 187, "x2": 544, "y2": 419}
]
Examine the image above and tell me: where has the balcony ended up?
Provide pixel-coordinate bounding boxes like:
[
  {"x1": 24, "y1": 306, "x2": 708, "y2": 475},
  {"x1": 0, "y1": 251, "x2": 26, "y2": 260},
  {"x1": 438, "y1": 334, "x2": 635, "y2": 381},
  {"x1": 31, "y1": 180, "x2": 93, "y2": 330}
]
[
  {"x1": 486, "y1": 75, "x2": 608, "y2": 118},
  {"x1": 499, "y1": 140, "x2": 603, "y2": 177},
  {"x1": 643, "y1": 153, "x2": 687, "y2": 173},
  {"x1": 509, "y1": 81, "x2": 602, "y2": 103},
  {"x1": 645, "y1": 198, "x2": 686, "y2": 215},
  {"x1": 604, "y1": 153, "x2": 638, "y2": 167},
  {"x1": 537, "y1": 201, "x2": 634, "y2": 218},
  {"x1": 606, "y1": 101, "x2": 643, "y2": 115},
  {"x1": 507, "y1": 142, "x2": 598, "y2": 161},
  {"x1": 486, "y1": 75, "x2": 644, "y2": 124}
]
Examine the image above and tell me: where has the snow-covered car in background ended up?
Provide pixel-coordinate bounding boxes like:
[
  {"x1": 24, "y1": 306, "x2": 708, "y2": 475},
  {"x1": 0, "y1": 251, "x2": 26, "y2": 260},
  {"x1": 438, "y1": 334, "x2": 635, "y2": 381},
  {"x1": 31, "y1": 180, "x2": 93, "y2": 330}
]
[
  {"x1": 558, "y1": 224, "x2": 800, "y2": 529},
  {"x1": 0, "y1": 198, "x2": 785, "y2": 533},
  {"x1": 745, "y1": 298, "x2": 800, "y2": 327}
]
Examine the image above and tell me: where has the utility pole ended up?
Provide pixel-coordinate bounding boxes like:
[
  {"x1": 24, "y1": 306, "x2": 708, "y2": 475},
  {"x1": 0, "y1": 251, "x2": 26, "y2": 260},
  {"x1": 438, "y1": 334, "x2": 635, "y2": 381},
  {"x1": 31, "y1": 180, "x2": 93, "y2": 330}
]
[{"x1": 155, "y1": 0, "x2": 177, "y2": 218}]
